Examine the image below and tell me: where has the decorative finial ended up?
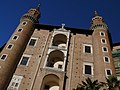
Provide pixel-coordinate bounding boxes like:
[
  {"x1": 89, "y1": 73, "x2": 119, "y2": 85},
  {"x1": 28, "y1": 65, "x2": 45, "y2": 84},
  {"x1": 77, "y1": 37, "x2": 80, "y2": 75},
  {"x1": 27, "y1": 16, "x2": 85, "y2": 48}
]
[
  {"x1": 62, "y1": 24, "x2": 65, "y2": 29},
  {"x1": 37, "y1": 0, "x2": 40, "y2": 10},
  {"x1": 37, "y1": 4, "x2": 40, "y2": 11},
  {"x1": 94, "y1": 10, "x2": 99, "y2": 16}
]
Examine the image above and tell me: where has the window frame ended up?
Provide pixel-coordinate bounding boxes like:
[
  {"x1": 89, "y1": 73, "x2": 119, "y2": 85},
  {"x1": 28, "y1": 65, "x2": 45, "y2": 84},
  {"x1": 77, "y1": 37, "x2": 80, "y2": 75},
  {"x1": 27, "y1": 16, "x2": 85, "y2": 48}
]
[
  {"x1": 105, "y1": 69, "x2": 112, "y2": 76},
  {"x1": 7, "y1": 75, "x2": 23, "y2": 90},
  {"x1": 21, "y1": 21, "x2": 27, "y2": 26},
  {"x1": 100, "y1": 32, "x2": 105, "y2": 36},
  {"x1": 12, "y1": 35, "x2": 19, "y2": 41},
  {"x1": 28, "y1": 37, "x2": 38, "y2": 47},
  {"x1": 101, "y1": 38, "x2": 107, "y2": 44},
  {"x1": 83, "y1": 44, "x2": 93, "y2": 54},
  {"x1": 6, "y1": 44, "x2": 14, "y2": 50},
  {"x1": 0, "y1": 54, "x2": 8, "y2": 61},
  {"x1": 19, "y1": 54, "x2": 31, "y2": 66},
  {"x1": 102, "y1": 47, "x2": 108, "y2": 52},
  {"x1": 17, "y1": 28, "x2": 23, "y2": 32},
  {"x1": 104, "y1": 56, "x2": 110, "y2": 63},
  {"x1": 83, "y1": 62, "x2": 93, "y2": 75}
]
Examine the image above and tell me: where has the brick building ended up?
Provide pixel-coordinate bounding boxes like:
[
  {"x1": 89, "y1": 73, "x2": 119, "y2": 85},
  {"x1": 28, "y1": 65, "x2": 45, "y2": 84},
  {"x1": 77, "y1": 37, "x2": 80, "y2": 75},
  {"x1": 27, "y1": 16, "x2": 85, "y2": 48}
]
[
  {"x1": 112, "y1": 42, "x2": 120, "y2": 80},
  {"x1": 0, "y1": 6, "x2": 115, "y2": 90}
]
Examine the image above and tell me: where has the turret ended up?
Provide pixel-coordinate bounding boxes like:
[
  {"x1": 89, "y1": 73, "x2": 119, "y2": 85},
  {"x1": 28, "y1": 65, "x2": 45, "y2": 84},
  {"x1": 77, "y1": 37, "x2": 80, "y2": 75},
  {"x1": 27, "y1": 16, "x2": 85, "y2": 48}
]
[
  {"x1": 90, "y1": 11, "x2": 108, "y2": 30},
  {"x1": 0, "y1": 6, "x2": 40, "y2": 89}
]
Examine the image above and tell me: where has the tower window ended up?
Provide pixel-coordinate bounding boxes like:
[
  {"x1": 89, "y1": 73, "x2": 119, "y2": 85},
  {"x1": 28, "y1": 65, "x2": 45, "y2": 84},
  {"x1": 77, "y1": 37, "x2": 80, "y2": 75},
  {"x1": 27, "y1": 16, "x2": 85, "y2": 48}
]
[
  {"x1": 102, "y1": 47, "x2": 108, "y2": 52},
  {"x1": 18, "y1": 28, "x2": 23, "y2": 32},
  {"x1": 83, "y1": 62, "x2": 93, "y2": 75},
  {"x1": 105, "y1": 69, "x2": 112, "y2": 76},
  {"x1": 12, "y1": 35, "x2": 19, "y2": 40},
  {"x1": 19, "y1": 54, "x2": 31, "y2": 66},
  {"x1": 0, "y1": 54, "x2": 8, "y2": 61},
  {"x1": 28, "y1": 37, "x2": 38, "y2": 46},
  {"x1": 100, "y1": 32, "x2": 105, "y2": 36},
  {"x1": 83, "y1": 44, "x2": 93, "y2": 54},
  {"x1": 21, "y1": 21, "x2": 27, "y2": 26},
  {"x1": 7, "y1": 75, "x2": 23, "y2": 90},
  {"x1": 104, "y1": 56, "x2": 110, "y2": 63},
  {"x1": 7, "y1": 44, "x2": 14, "y2": 50},
  {"x1": 101, "y1": 38, "x2": 106, "y2": 44}
]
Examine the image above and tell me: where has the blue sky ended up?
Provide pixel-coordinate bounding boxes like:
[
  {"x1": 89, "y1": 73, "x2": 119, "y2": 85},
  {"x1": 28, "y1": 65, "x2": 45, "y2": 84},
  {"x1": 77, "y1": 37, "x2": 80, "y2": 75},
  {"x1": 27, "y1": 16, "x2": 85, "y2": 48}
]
[{"x1": 0, "y1": 0, "x2": 120, "y2": 47}]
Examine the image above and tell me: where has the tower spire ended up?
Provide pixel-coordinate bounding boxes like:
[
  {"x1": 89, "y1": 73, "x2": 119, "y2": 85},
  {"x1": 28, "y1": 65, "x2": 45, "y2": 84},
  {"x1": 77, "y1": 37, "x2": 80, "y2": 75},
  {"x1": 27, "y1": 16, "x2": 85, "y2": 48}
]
[
  {"x1": 37, "y1": 0, "x2": 40, "y2": 11},
  {"x1": 94, "y1": 10, "x2": 99, "y2": 16},
  {"x1": 37, "y1": 4, "x2": 40, "y2": 11}
]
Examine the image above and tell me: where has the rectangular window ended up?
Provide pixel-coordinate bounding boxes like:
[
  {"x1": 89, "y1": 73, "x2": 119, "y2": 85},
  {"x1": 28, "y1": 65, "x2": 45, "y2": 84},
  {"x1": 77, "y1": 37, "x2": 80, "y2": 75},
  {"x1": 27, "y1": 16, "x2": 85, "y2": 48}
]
[
  {"x1": 0, "y1": 54, "x2": 8, "y2": 61},
  {"x1": 85, "y1": 46, "x2": 91, "y2": 53},
  {"x1": 104, "y1": 56, "x2": 110, "y2": 63},
  {"x1": 7, "y1": 75, "x2": 23, "y2": 90},
  {"x1": 12, "y1": 35, "x2": 19, "y2": 40},
  {"x1": 7, "y1": 44, "x2": 14, "y2": 50},
  {"x1": 105, "y1": 69, "x2": 112, "y2": 76},
  {"x1": 102, "y1": 47, "x2": 108, "y2": 52},
  {"x1": 20, "y1": 56, "x2": 29, "y2": 65},
  {"x1": 19, "y1": 54, "x2": 31, "y2": 66},
  {"x1": 58, "y1": 65, "x2": 62, "y2": 69},
  {"x1": 85, "y1": 65, "x2": 91, "y2": 75},
  {"x1": 83, "y1": 44, "x2": 93, "y2": 54},
  {"x1": 28, "y1": 37, "x2": 38, "y2": 46},
  {"x1": 83, "y1": 62, "x2": 93, "y2": 75}
]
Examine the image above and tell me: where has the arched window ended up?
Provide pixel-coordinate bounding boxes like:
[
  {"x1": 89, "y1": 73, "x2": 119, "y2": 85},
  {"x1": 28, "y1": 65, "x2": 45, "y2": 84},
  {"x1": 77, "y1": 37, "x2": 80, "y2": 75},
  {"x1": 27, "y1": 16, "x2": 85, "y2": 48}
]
[
  {"x1": 46, "y1": 50, "x2": 64, "y2": 69},
  {"x1": 41, "y1": 74, "x2": 59, "y2": 90},
  {"x1": 52, "y1": 34, "x2": 67, "y2": 48}
]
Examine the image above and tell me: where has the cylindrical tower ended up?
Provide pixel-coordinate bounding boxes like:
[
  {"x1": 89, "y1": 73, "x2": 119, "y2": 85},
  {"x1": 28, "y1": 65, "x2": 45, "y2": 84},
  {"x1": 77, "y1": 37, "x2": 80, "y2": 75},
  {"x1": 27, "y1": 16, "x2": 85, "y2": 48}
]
[
  {"x1": 0, "y1": 6, "x2": 40, "y2": 89},
  {"x1": 91, "y1": 11, "x2": 115, "y2": 82}
]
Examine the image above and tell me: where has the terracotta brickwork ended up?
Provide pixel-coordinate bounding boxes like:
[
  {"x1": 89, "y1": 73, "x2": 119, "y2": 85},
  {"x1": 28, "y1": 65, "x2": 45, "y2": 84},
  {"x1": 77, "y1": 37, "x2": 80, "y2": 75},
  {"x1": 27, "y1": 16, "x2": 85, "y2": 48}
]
[{"x1": 0, "y1": 7, "x2": 116, "y2": 90}]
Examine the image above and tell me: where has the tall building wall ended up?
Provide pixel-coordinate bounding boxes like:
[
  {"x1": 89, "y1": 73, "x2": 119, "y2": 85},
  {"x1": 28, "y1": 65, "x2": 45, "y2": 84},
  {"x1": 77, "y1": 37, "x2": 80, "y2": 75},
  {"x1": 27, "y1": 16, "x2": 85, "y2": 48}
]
[
  {"x1": 0, "y1": 7, "x2": 116, "y2": 90},
  {"x1": 112, "y1": 43, "x2": 120, "y2": 80}
]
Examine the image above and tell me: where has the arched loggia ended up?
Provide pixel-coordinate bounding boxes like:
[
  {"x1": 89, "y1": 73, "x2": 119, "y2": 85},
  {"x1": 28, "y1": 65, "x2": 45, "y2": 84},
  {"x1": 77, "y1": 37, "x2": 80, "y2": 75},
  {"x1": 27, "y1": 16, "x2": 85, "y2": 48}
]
[
  {"x1": 52, "y1": 34, "x2": 67, "y2": 48},
  {"x1": 41, "y1": 74, "x2": 59, "y2": 90},
  {"x1": 46, "y1": 50, "x2": 64, "y2": 69}
]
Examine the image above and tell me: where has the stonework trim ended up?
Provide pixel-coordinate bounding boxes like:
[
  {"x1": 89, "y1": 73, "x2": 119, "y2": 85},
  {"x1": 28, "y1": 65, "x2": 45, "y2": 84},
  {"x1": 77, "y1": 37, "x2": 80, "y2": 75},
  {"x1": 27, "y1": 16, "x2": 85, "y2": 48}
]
[{"x1": 18, "y1": 54, "x2": 32, "y2": 66}]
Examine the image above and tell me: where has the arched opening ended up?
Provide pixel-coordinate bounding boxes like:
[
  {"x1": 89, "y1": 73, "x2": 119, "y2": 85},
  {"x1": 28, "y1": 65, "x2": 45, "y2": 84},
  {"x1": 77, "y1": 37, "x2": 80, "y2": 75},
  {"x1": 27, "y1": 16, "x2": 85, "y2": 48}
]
[
  {"x1": 41, "y1": 74, "x2": 59, "y2": 90},
  {"x1": 52, "y1": 34, "x2": 67, "y2": 48},
  {"x1": 46, "y1": 50, "x2": 64, "y2": 69}
]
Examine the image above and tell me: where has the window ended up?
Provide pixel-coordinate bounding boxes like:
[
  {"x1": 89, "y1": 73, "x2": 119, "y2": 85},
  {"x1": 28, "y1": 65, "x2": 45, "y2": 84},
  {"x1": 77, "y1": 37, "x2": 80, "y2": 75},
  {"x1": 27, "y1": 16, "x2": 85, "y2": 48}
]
[
  {"x1": 7, "y1": 44, "x2": 14, "y2": 50},
  {"x1": 45, "y1": 85, "x2": 50, "y2": 89},
  {"x1": 12, "y1": 35, "x2": 19, "y2": 40},
  {"x1": 7, "y1": 75, "x2": 23, "y2": 90},
  {"x1": 104, "y1": 56, "x2": 110, "y2": 63},
  {"x1": 21, "y1": 21, "x2": 27, "y2": 26},
  {"x1": 58, "y1": 64, "x2": 62, "y2": 69},
  {"x1": 0, "y1": 54, "x2": 8, "y2": 61},
  {"x1": 83, "y1": 44, "x2": 93, "y2": 54},
  {"x1": 83, "y1": 62, "x2": 93, "y2": 75},
  {"x1": 18, "y1": 28, "x2": 23, "y2": 32},
  {"x1": 19, "y1": 54, "x2": 31, "y2": 66},
  {"x1": 85, "y1": 65, "x2": 91, "y2": 74},
  {"x1": 105, "y1": 69, "x2": 112, "y2": 76},
  {"x1": 101, "y1": 38, "x2": 106, "y2": 44},
  {"x1": 100, "y1": 32, "x2": 105, "y2": 36},
  {"x1": 28, "y1": 37, "x2": 38, "y2": 46},
  {"x1": 102, "y1": 47, "x2": 108, "y2": 52}
]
